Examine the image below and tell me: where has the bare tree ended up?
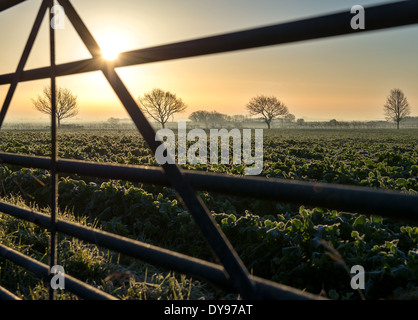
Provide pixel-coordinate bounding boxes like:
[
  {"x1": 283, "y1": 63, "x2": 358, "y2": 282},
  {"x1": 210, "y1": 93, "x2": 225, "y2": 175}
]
[
  {"x1": 383, "y1": 88, "x2": 411, "y2": 129},
  {"x1": 139, "y1": 88, "x2": 187, "y2": 128},
  {"x1": 32, "y1": 86, "x2": 79, "y2": 128},
  {"x1": 246, "y1": 95, "x2": 288, "y2": 129}
]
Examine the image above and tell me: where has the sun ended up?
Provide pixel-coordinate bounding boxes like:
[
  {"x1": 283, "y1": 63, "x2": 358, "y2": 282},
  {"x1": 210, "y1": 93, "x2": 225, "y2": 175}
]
[
  {"x1": 101, "y1": 44, "x2": 120, "y2": 60},
  {"x1": 97, "y1": 31, "x2": 127, "y2": 61}
]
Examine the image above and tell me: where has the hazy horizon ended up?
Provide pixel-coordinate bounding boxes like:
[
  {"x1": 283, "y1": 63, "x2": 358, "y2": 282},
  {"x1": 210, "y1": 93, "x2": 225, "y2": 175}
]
[{"x1": 1, "y1": 0, "x2": 417, "y2": 125}]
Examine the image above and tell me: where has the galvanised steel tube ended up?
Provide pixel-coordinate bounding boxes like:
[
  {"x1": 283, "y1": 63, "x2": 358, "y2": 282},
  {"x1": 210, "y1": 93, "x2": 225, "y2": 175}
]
[
  {"x1": 48, "y1": 0, "x2": 59, "y2": 300},
  {"x1": 0, "y1": 152, "x2": 417, "y2": 221},
  {"x1": 0, "y1": 201, "x2": 319, "y2": 299},
  {"x1": 0, "y1": 152, "x2": 50, "y2": 169},
  {"x1": 0, "y1": 285, "x2": 21, "y2": 300},
  {"x1": 0, "y1": 0, "x2": 27, "y2": 12},
  {"x1": 55, "y1": 158, "x2": 418, "y2": 221},
  {"x1": 56, "y1": 159, "x2": 418, "y2": 222},
  {"x1": 0, "y1": 243, "x2": 118, "y2": 300},
  {"x1": 0, "y1": 1, "x2": 417, "y2": 85}
]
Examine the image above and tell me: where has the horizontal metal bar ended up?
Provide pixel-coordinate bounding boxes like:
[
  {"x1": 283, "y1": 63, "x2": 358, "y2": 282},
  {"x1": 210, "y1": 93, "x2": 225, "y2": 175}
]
[
  {"x1": 0, "y1": 1, "x2": 417, "y2": 85},
  {"x1": 0, "y1": 285, "x2": 21, "y2": 300},
  {"x1": 57, "y1": 159, "x2": 418, "y2": 220},
  {"x1": 186, "y1": 170, "x2": 418, "y2": 222},
  {"x1": 0, "y1": 242, "x2": 118, "y2": 300},
  {"x1": 0, "y1": 200, "x2": 320, "y2": 299},
  {"x1": 0, "y1": 152, "x2": 416, "y2": 221},
  {"x1": 0, "y1": 152, "x2": 51, "y2": 169},
  {"x1": 0, "y1": 0, "x2": 27, "y2": 13},
  {"x1": 56, "y1": 160, "x2": 418, "y2": 221}
]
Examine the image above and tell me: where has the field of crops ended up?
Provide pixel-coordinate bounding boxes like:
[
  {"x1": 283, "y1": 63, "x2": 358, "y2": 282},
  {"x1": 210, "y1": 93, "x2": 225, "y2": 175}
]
[{"x1": 0, "y1": 128, "x2": 417, "y2": 300}]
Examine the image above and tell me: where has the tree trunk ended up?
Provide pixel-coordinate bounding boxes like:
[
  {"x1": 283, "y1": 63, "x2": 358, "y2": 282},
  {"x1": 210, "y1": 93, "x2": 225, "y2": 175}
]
[
  {"x1": 266, "y1": 120, "x2": 271, "y2": 129},
  {"x1": 397, "y1": 120, "x2": 400, "y2": 129},
  {"x1": 57, "y1": 118, "x2": 60, "y2": 128}
]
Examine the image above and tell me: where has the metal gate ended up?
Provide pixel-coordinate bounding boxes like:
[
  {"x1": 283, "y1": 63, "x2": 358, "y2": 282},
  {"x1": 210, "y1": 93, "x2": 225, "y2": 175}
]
[{"x1": 0, "y1": 0, "x2": 417, "y2": 300}]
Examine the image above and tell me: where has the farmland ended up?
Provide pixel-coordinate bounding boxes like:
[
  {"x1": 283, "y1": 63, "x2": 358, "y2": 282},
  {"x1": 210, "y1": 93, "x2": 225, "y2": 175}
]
[{"x1": 0, "y1": 128, "x2": 417, "y2": 300}]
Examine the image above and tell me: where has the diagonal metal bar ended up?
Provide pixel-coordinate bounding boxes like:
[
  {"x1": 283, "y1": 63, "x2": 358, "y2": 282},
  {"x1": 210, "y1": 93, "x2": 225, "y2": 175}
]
[
  {"x1": 0, "y1": 0, "x2": 27, "y2": 13},
  {"x1": 0, "y1": 1, "x2": 417, "y2": 86},
  {"x1": 0, "y1": 0, "x2": 48, "y2": 129},
  {"x1": 57, "y1": 0, "x2": 258, "y2": 299},
  {"x1": 47, "y1": 0, "x2": 58, "y2": 301}
]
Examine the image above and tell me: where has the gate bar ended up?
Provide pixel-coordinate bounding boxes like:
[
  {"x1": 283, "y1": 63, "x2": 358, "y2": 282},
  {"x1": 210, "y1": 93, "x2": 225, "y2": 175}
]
[
  {"x1": 0, "y1": 243, "x2": 118, "y2": 300},
  {"x1": 0, "y1": 0, "x2": 27, "y2": 13},
  {"x1": 0, "y1": 285, "x2": 21, "y2": 300},
  {"x1": 0, "y1": 152, "x2": 416, "y2": 221},
  {"x1": 48, "y1": 0, "x2": 58, "y2": 300},
  {"x1": 0, "y1": 200, "x2": 320, "y2": 299}
]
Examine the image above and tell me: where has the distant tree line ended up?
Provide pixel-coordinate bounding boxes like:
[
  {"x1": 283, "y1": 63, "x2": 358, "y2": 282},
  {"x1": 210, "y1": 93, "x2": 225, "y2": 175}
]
[
  {"x1": 290, "y1": 117, "x2": 418, "y2": 129},
  {"x1": 188, "y1": 110, "x2": 248, "y2": 128},
  {"x1": 29, "y1": 86, "x2": 414, "y2": 130}
]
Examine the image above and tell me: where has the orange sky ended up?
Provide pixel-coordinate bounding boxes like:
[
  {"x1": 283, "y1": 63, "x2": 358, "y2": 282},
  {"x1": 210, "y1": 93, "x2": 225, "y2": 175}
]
[{"x1": 1, "y1": 0, "x2": 417, "y2": 124}]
